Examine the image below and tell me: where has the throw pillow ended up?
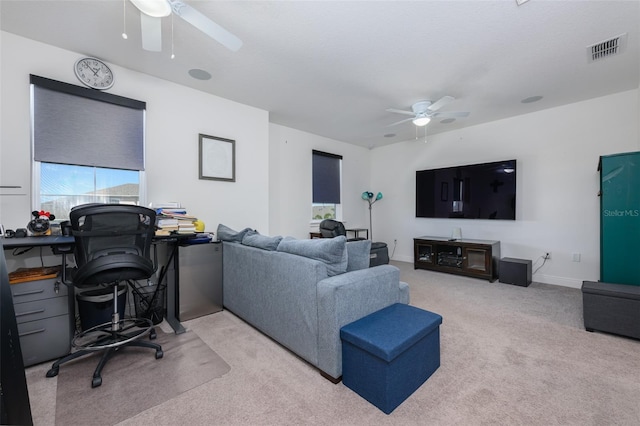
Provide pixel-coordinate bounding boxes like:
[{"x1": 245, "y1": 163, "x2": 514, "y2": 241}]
[
  {"x1": 277, "y1": 236, "x2": 348, "y2": 276},
  {"x1": 346, "y1": 239, "x2": 372, "y2": 271},
  {"x1": 242, "y1": 230, "x2": 283, "y2": 251},
  {"x1": 216, "y1": 224, "x2": 253, "y2": 242}
]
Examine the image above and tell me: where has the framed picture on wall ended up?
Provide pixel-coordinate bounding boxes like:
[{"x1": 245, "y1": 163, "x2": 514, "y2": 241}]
[{"x1": 199, "y1": 134, "x2": 235, "y2": 182}]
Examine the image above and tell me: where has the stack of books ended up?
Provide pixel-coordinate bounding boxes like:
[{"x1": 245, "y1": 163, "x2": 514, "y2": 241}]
[
  {"x1": 155, "y1": 217, "x2": 179, "y2": 235},
  {"x1": 153, "y1": 203, "x2": 198, "y2": 236},
  {"x1": 176, "y1": 217, "x2": 197, "y2": 234}
]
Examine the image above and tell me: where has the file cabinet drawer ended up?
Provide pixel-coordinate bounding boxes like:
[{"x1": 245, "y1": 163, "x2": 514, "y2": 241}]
[
  {"x1": 10, "y1": 277, "x2": 67, "y2": 303},
  {"x1": 14, "y1": 295, "x2": 69, "y2": 324},
  {"x1": 17, "y1": 314, "x2": 72, "y2": 367}
]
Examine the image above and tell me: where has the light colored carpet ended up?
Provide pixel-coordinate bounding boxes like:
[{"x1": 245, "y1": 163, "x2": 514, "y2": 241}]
[
  {"x1": 52, "y1": 329, "x2": 230, "y2": 425},
  {"x1": 26, "y1": 260, "x2": 640, "y2": 425}
]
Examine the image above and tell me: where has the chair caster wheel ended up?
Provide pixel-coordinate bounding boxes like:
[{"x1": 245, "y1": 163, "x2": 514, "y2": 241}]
[
  {"x1": 92, "y1": 376, "x2": 102, "y2": 388},
  {"x1": 155, "y1": 349, "x2": 163, "y2": 359},
  {"x1": 46, "y1": 368, "x2": 59, "y2": 378},
  {"x1": 150, "y1": 330, "x2": 157, "y2": 340}
]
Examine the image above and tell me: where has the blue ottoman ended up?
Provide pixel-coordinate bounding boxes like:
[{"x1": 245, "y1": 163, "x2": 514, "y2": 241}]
[{"x1": 340, "y1": 303, "x2": 442, "y2": 414}]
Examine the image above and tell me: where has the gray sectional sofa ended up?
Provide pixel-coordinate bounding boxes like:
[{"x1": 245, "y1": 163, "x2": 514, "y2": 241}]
[{"x1": 219, "y1": 226, "x2": 410, "y2": 381}]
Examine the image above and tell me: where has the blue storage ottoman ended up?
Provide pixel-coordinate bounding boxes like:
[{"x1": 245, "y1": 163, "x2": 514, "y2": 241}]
[{"x1": 340, "y1": 303, "x2": 442, "y2": 414}]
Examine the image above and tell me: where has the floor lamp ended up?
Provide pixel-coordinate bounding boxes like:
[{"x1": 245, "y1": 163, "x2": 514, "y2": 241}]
[{"x1": 362, "y1": 191, "x2": 383, "y2": 241}]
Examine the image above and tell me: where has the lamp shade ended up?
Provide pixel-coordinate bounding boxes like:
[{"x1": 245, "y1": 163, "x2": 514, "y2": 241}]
[
  {"x1": 376, "y1": 192, "x2": 383, "y2": 201},
  {"x1": 361, "y1": 191, "x2": 370, "y2": 200}
]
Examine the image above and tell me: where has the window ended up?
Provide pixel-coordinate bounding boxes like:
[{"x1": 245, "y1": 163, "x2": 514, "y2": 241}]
[
  {"x1": 312, "y1": 150, "x2": 342, "y2": 220},
  {"x1": 37, "y1": 163, "x2": 141, "y2": 221},
  {"x1": 30, "y1": 75, "x2": 146, "y2": 220}
]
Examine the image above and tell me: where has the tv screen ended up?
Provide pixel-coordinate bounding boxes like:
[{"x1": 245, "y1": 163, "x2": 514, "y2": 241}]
[{"x1": 416, "y1": 159, "x2": 516, "y2": 220}]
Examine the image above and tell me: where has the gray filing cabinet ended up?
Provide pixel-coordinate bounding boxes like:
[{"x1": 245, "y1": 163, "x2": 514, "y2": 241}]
[
  {"x1": 164, "y1": 241, "x2": 223, "y2": 322},
  {"x1": 10, "y1": 277, "x2": 73, "y2": 366}
]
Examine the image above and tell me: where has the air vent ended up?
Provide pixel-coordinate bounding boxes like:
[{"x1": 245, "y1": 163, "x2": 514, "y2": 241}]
[{"x1": 587, "y1": 33, "x2": 627, "y2": 62}]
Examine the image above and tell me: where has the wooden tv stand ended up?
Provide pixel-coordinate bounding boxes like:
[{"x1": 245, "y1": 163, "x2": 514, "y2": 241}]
[{"x1": 414, "y1": 236, "x2": 500, "y2": 282}]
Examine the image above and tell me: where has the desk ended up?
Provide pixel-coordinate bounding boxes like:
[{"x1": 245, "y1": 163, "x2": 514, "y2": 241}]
[
  {"x1": 1, "y1": 235, "x2": 190, "y2": 335},
  {"x1": 158, "y1": 240, "x2": 222, "y2": 331},
  {"x1": 2, "y1": 235, "x2": 74, "y2": 249},
  {"x1": 309, "y1": 229, "x2": 369, "y2": 240},
  {"x1": 346, "y1": 228, "x2": 369, "y2": 240},
  {"x1": 152, "y1": 235, "x2": 195, "y2": 335}
]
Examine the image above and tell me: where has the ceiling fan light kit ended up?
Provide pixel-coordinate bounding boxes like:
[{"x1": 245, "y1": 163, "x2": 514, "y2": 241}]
[
  {"x1": 412, "y1": 115, "x2": 431, "y2": 127},
  {"x1": 386, "y1": 96, "x2": 469, "y2": 128},
  {"x1": 130, "y1": 0, "x2": 171, "y2": 17},
  {"x1": 128, "y1": 0, "x2": 243, "y2": 54}
]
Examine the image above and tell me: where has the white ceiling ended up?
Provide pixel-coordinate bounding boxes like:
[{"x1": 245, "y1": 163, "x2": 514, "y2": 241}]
[{"x1": 1, "y1": 0, "x2": 638, "y2": 149}]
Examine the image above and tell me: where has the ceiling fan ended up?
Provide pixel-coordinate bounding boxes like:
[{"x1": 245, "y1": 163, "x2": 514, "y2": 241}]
[
  {"x1": 129, "y1": 0, "x2": 242, "y2": 53},
  {"x1": 386, "y1": 96, "x2": 469, "y2": 127}
]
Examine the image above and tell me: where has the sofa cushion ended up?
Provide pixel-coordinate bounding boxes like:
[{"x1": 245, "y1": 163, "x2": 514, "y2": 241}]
[
  {"x1": 217, "y1": 224, "x2": 252, "y2": 242},
  {"x1": 242, "y1": 230, "x2": 283, "y2": 251},
  {"x1": 346, "y1": 239, "x2": 372, "y2": 272},
  {"x1": 277, "y1": 236, "x2": 348, "y2": 276}
]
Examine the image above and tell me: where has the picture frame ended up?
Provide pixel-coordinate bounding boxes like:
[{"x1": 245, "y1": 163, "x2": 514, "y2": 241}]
[{"x1": 199, "y1": 134, "x2": 235, "y2": 182}]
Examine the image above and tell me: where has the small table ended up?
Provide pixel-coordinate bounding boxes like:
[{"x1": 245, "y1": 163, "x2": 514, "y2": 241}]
[{"x1": 346, "y1": 228, "x2": 368, "y2": 240}]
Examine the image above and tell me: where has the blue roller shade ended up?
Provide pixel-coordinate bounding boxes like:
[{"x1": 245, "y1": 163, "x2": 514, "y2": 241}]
[
  {"x1": 312, "y1": 150, "x2": 342, "y2": 204},
  {"x1": 31, "y1": 75, "x2": 146, "y2": 171}
]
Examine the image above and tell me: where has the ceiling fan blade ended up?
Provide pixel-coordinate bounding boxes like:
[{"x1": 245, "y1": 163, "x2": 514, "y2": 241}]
[
  {"x1": 432, "y1": 111, "x2": 470, "y2": 118},
  {"x1": 140, "y1": 13, "x2": 162, "y2": 52},
  {"x1": 428, "y1": 95, "x2": 455, "y2": 111},
  {"x1": 170, "y1": 0, "x2": 243, "y2": 52},
  {"x1": 385, "y1": 108, "x2": 414, "y2": 116},
  {"x1": 386, "y1": 117, "x2": 415, "y2": 127}
]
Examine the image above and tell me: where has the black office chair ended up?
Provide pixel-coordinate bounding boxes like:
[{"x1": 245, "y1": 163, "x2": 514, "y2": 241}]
[
  {"x1": 319, "y1": 219, "x2": 364, "y2": 241},
  {"x1": 319, "y1": 219, "x2": 389, "y2": 267},
  {"x1": 46, "y1": 204, "x2": 163, "y2": 388}
]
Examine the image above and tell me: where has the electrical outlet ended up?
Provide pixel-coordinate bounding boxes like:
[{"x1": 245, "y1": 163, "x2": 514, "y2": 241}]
[{"x1": 545, "y1": 252, "x2": 551, "y2": 260}]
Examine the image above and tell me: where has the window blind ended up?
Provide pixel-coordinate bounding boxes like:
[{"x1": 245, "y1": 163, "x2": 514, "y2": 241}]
[
  {"x1": 31, "y1": 75, "x2": 146, "y2": 171},
  {"x1": 312, "y1": 150, "x2": 342, "y2": 204}
]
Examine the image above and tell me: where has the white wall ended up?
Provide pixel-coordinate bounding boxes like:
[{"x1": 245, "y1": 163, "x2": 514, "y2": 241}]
[
  {"x1": 0, "y1": 32, "x2": 269, "y2": 240},
  {"x1": 269, "y1": 123, "x2": 371, "y2": 239},
  {"x1": 3, "y1": 32, "x2": 639, "y2": 289},
  {"x1": 371, "y1": 90, "x2": 640, "y2": 288}
]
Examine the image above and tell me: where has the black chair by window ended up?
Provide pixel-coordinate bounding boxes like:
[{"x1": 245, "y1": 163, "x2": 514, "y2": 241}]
[
  {"x1": 318, "y1": 219, "x2": 389, "y2": 266},
  {"x1": 319, "y1": 219, "x2": 364, "y2": 241},
  {"x1": 46, "y1": 204, "x2": 163, "y2": 388}
]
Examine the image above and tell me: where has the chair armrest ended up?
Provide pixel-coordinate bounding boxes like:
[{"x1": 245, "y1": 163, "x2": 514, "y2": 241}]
[{"x1": 316, "y1": 264, "x2": 408, "y2": 380}]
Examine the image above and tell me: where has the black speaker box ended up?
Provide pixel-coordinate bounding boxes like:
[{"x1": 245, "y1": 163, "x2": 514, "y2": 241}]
[{"x1": 499, "y1": 257, "x2": 532, "y2": 287}]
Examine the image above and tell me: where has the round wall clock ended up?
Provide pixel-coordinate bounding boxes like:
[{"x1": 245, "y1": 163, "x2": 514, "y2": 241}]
[{"x1": 74, "y1": 57, "x2": 114, "y2": 90}]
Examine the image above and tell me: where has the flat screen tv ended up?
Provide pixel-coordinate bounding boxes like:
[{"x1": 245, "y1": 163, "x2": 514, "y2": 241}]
[{"x1": 416, "y1": 159, "x2": 516, "y2": 220}]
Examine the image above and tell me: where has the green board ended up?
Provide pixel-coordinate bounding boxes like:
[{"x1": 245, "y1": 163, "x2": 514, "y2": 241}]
[{"x1": 599, "y1": 151, "x2": 640, "y2": 285}]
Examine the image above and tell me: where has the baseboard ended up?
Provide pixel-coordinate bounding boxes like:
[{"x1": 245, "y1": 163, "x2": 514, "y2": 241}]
[
  {"x1": 392, "y1": 255, "x2": 413, "y2": 263},
  {"x1": 532, "y1": 273, "x2": 583, "y2": 289},
  {"x1": 391, "y1": 258, "x2": 584, "y2": 289}
]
